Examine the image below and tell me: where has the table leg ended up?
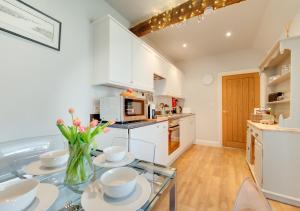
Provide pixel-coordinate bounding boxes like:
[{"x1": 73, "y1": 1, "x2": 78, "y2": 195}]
[{"x1": 169, "y1": 181, "x2": 176, "y2": 211}]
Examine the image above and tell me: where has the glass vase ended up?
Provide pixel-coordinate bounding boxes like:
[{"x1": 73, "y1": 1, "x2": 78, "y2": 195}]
[{"x1": 64, "y1": 142, "x2": 94, "y2": 189}]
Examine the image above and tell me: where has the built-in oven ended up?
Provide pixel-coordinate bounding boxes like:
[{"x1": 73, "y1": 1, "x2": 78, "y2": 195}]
[
  {"x1": 168, "y1": 119, "x2": 180, "y2": 155},
  {"x1": 100, "y1": 96, "x2": 147, "y2": 122}
]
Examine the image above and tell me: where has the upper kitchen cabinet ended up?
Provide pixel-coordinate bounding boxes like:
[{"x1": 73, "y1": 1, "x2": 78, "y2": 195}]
[
  {"x1": 132, "y1": 38, "x2": 154, "y2": 92},
  {"x1": 152, "y1": 53, "x2": 168, "y2": 79},
  {"x1": 92, "y1": 15, "x2": 154, "y2": 92},
  {"x1": 154, "y1": 64, "x2": 184, "y2": 99},
  {"x1": 93, "y1": 16, "x2": 132, "y2": 88}
]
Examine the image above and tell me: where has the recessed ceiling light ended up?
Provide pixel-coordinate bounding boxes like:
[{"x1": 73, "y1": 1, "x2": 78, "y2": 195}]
[
  {"x1": 226, "y1": 31, "x2": 232, "y2": 37},
  {"x1": 182, "y1": 43, "x2": 187, "y2": 48}
]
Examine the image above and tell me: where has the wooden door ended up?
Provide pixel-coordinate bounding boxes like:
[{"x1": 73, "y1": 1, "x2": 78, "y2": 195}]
[{"x1": 222, "y1": 73, "x2": 260, "y2": 149}]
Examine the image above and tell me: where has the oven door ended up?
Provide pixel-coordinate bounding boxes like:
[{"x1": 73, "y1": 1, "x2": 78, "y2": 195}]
[
  {"x1": 168, "y1": 125, "x2": 180, "y2": 155},
  {"x1": 123, "y1": 97, "x2": 147, "y2": 122}
]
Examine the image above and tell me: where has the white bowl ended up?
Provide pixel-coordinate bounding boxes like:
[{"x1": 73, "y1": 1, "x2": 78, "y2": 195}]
[
  {"x1": 40, "y1": 150, "x2": 69, "y2": 168},
  {"x1": 103, "y1": 146, "x2": 126, "y2": 162},
  {"x1": 0, "y1": 179, "x2": 39, "y2": 210},
  {"x1": 99, "y1": 167, "x2": 138, "y2": 198}
]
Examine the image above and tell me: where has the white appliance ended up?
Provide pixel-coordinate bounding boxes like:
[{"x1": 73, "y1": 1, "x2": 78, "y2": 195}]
[
  {"x1": 100, "y1": 96, "x2": 147, "y2": 122},
  {"x1": 148, "y1": 103, "x2": 156, "y2": 119}
]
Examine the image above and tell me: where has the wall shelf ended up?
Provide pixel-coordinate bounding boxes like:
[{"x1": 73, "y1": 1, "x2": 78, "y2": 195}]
[
  {"x1": 268, "y1": 72, "x2": 291, "y2": 86},
  {"x1": 267, "y1": 99, "x2": 290, "y2": 105},
  {"x1": 260, "y1": 41, "x2": 291, "y2": 71}
]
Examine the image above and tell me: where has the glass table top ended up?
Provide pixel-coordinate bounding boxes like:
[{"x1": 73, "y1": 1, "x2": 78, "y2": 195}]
[{"x1": 3, "y1": 150, "x2": 176, "y2": 211}]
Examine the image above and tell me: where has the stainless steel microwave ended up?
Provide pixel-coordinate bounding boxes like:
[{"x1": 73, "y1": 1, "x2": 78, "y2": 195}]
[{"x1": 100, "y1": 96, "x2": 147, "y2": 122}]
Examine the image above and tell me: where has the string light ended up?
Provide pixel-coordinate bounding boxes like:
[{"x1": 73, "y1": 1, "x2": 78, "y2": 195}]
[{"x1": 146, "y1": 0, "x2": 241, "y2": 33}]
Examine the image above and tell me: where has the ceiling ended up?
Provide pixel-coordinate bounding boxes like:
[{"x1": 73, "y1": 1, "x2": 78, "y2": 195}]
[
  {"x1": 105, "y1": 0, "x2": 187, "y2": 25},
  {"x1": 106, "y1": 0, "x2": 300, "y2": 62}
]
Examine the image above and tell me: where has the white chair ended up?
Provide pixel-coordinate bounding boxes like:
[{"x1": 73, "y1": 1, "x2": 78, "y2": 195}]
[{"x1": 233, "y1": 177, "x2": 273, "y2": 211}]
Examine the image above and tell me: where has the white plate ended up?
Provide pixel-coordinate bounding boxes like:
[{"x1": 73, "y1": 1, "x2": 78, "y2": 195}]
[
  {"x1": 81, "y1": 175, "x2": 151, "y2": 211},
  {"x1": 93, "y1": 153, "x2": 135, "y2": 168},
  {"x1": 27, "y1": 183, "x2": 59, "y2": 211},
  {"x1": 0, "y1": 178, "x2": 39, "y2": 210},
  {"x1": 24, "y1": 161, "x2": 66, "y2": 176}
]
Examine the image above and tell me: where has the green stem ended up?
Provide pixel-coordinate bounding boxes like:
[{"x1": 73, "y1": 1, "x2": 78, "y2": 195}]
[{"x1": 64, "y1": 143, "x2": 93, "y2": 185}]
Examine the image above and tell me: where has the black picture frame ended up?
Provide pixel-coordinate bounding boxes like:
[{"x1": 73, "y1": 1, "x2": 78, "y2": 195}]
[{"x1": 0, "y1": 0, "x2": 62, "y2": 51}]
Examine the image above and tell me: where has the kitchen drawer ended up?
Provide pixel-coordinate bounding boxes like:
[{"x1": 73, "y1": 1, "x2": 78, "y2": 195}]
[
  {"x1": 249, "y1": 125, "x2": 263, "y2": 142},
  {"x1": 131, "y1": 122, "x2": 168, "y2": 139}
]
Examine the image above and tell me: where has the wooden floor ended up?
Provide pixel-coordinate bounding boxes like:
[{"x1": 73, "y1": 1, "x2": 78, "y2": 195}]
[{"x1": 154, "y1": 145, "x2": 300, "y2": 211}]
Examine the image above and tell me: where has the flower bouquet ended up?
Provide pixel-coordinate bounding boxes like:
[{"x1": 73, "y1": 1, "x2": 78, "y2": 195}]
[{"x1": 56, "y1": 108, "x2": 114, "y2": 186}]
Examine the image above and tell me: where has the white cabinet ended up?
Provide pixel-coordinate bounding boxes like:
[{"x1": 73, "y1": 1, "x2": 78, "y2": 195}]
[
  {"x1": 254, "y1": 140, "x2": 263, "y2": 187},
  {"x1": 109, "y1": 18, "x2": 132, "y2": 86},
  {"x1": 132, "y1": 39, "x2": 154, "y2": 91},
  {"x1": 94, "y1": 128, "x2": 129, "y2": 150},
  {"x1": 180, "y1": 116, "x2": 195, "y2": 151},
  {"x1": 129, "y1": 122, "x2": 168, "y2": 165},
  {"x1": 92, "y1": 15, "x2": 183, "y2": 93},
  {"x1": 93, "y1": 16, "x2": 132, "y2": 87},
  {"x1": 92, "y1": 15, "x2": 154, "y2": 92},
  {"x1": 246, "y1": 122, "x2": 300, "y2": 206},
  {"x1": 154, "y1": 64, "x2": 184, "y2": 98},
  {"x1": 246, "y1": 126, "x2": 251, "y2": 163},
  {"x1": 169, "y1": 66, "x2": 183, "y2": 98},
  {"x1": 153, "y1": 54, "x2": 168, "y2": 78},
  {"x1": 189, "y1": 116, "x2": 196, "y2": 144}
]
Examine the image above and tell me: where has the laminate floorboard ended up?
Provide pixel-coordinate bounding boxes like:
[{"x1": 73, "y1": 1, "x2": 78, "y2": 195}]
[{"x1": 153, "y1": 145, "x2": 300, "y2": 211}]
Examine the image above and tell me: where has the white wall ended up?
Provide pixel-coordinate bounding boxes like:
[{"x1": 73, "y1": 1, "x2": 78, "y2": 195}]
[
  {"x1": 176, "y1": 49, "x2": 263, "y2": 145},
  {"x1": 253, "y1": 0, "x2": 300, "y2": 53},
  {"x1": 289, "y1": 8, "x2": 300, "y2": 37},
  {"x1": 0, "y1": 0, "x2": 128, "y2": 142}
]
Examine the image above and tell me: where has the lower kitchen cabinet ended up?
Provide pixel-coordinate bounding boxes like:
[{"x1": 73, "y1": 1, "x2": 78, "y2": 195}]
[
  {"x1": 254, "y1": 139, "x2": 263, "y2": 186},
  {"x1": 94, "y1": 128, "x2": 129, "y2": 150},
  {"x1": 130, "y1": 122, "x2": 168, "y2": 165},
  {"x1": 95, "y1": 115, "x2": 196, "y2": 167},
  {"x1": 246, "y1": 121, "x2": 300, "y2": 207},
  {"x1": 180, "y1": 115, "x2": 196, "y2": 151}
]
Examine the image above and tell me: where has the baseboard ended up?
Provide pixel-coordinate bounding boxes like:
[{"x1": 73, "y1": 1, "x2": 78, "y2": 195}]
[
  {"x1": 262, "y1": 189, "x2": 300, "y2": 207},
  {"x1": 195, "y1": 139, "x2": 222, "y2": 147}
]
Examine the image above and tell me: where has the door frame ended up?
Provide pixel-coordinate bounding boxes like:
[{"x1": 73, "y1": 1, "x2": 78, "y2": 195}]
[{"x1": 217, "y1": 69, "x2": 260, "y2": 147}]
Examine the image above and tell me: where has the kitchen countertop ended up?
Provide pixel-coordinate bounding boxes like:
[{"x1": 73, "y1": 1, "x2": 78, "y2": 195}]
[
  {"x1": 109, "y1": 113, "x2": 195, "y2": 129},
  {"x1": 247, "y1": 120, "x2": 300, "y2": 133}
]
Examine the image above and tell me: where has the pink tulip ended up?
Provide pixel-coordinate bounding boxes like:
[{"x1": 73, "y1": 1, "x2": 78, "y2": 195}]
[
  {"x1": 79, "y1": 126, "x2": 86, "y2": 132},
  {"x1": 68, "y1": 108, "x2": 75, "y2": 114},
  {"x1": 56, "y1": 118, "x2": 64, "y2": 125},
  {"x1": 73, "y1": 118, "x2": 81, "y2": 127},
  {"x1": 90, "y1": 119, "x2": 99, "y2": 128},
  {"x1": 103, "y1": 127, "x2": 110, "y2": 133}
]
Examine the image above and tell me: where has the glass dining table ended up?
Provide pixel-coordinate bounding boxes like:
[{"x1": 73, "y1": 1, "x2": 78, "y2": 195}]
[{"x1": 4, "y1": 149, "x2": 177, "y2": 211}]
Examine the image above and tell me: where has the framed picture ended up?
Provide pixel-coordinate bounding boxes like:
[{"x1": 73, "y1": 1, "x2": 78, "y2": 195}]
[{"x1": 0, "y1": 0, "x2": 62, "y2": 51}]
